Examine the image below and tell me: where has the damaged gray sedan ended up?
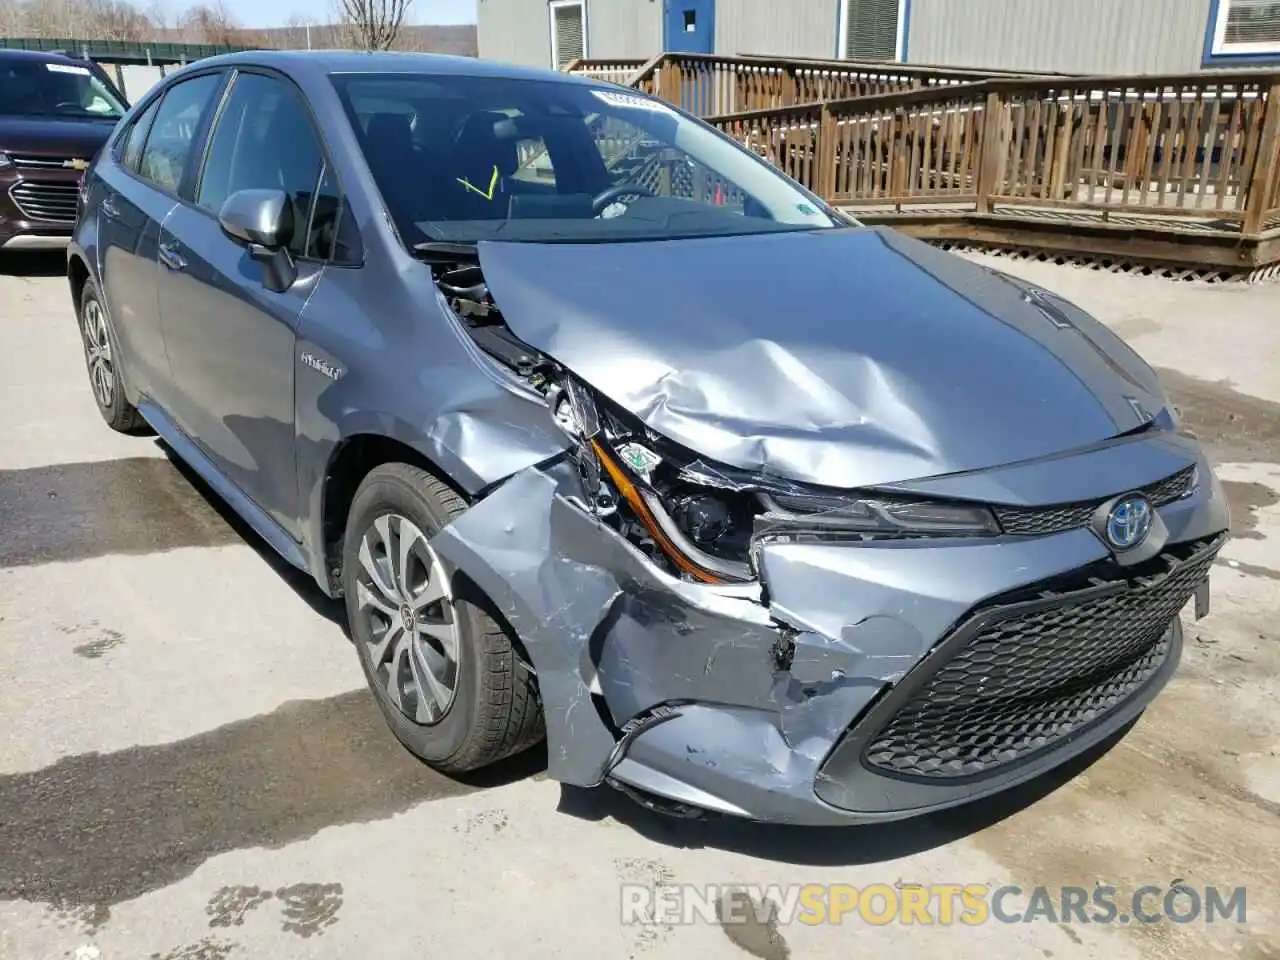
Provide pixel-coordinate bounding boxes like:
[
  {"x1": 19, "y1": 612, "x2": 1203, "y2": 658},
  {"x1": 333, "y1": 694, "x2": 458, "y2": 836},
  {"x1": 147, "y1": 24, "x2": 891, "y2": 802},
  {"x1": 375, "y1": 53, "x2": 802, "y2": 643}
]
[{"x1": 69, "y1": 51, "x2": 1229, "y2": 825}]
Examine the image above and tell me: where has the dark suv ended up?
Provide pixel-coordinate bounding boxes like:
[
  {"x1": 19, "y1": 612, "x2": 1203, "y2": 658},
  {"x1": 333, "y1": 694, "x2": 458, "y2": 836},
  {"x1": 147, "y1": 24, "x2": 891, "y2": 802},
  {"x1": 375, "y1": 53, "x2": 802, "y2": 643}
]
[
  {"x1": 0, "y1": 49, "x2": 127, "y2": 251},
  {"x1": 67, "y1": 51, "x2": 1227, "y2": 826}
]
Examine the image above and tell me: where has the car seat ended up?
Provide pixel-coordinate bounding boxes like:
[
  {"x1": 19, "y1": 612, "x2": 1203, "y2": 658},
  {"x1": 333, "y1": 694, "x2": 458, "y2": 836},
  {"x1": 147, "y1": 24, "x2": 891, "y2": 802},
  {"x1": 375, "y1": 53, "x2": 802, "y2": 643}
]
[{"x1": 361, "y1": 111, "x2": 456, "y2": 227}]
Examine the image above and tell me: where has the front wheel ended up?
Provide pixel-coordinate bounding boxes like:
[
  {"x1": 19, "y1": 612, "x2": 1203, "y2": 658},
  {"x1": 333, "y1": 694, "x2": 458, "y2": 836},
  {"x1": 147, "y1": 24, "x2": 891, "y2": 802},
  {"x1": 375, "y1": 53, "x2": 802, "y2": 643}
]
[{"x1": 341, "y1": 463, "x2": 544, "y2": 772}]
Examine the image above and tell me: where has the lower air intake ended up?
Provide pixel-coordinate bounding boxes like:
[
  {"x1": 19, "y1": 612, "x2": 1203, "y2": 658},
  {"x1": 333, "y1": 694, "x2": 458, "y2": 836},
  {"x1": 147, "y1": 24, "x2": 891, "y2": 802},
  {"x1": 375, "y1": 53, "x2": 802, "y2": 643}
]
[{"x1": 862, "y1": 536, "x2": 1221, "y2": 780}]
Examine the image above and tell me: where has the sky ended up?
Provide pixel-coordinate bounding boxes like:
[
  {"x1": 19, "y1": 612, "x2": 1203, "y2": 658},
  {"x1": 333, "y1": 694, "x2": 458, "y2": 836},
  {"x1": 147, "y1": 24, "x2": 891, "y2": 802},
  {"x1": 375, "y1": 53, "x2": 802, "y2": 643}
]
[{"x1": 219, "y1": 0, "x2": 477, "y2": 30}]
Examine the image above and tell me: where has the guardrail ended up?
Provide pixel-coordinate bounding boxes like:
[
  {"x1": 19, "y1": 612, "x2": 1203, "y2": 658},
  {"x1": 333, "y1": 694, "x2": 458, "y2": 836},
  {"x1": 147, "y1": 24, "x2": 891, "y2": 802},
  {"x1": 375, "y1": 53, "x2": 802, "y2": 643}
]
[{"x1": 0, "y1": 36, "x2": 261, "y2": 65}]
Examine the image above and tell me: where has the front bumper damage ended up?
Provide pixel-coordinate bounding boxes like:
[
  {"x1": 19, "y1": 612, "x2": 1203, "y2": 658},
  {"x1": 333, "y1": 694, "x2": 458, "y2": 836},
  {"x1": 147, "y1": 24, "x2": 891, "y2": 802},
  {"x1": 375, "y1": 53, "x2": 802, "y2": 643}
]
[{"x1": 429, "y1": 437, "x2": 1230, "y2": 826}]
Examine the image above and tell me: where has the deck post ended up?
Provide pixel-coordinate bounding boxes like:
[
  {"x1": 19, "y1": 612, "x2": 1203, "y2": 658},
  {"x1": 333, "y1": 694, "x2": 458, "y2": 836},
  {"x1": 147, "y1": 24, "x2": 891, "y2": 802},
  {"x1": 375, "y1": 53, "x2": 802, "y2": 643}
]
[
  {"x1": 659, "y1": 58, "x2": 682, "y2": 109},
  {"x1": 817, "y1": 102, "x2": 837, "y2": 200},
  {"x1": 1243, "y1": 79, "x2": 1280, "y2": 237},
  {"x1": 975, "y1": 88, "x2": 1004, "y2": 214},
  {"x1": 782, "y1": 65, "x2": 797, "y2": 106}
]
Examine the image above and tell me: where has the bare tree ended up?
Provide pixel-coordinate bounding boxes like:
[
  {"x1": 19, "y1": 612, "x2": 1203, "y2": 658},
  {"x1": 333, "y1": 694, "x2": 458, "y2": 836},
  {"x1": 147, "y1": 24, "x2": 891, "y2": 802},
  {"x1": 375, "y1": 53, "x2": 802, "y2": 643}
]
[
  {"x1": 143, "y1": 0, "x2": 170, "y2": 34},
  {"x1": 280, "y1": 11, "x2": 311, "y2": 48},
  {"x1": 339, "y1": 0, "x2": 412, "y2": 50},
  {"x1": 178, "y1": 0, "x2": 238, "y2": 44},
  {"x1": 0, "y1": 0, "x2": 19, "y2": 35},
  {"x1": 85, "y1": 0, "x2": 151, "y2": 40}
]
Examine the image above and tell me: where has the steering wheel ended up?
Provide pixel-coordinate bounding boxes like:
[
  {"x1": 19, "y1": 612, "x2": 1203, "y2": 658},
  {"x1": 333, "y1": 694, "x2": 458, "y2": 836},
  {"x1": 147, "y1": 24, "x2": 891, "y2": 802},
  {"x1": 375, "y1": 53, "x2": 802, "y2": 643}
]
[
  {"x1": 54, "y1": 101, "x2": 83, "y2": 113},
  {"x1": 591, "y1": 182, "x2": 655, "y2": 214}
]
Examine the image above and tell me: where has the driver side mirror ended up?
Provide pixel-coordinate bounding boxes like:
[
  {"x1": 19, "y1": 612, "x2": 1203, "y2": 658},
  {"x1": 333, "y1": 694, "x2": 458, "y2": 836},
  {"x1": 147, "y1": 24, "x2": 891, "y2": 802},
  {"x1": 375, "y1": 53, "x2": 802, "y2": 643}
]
[{"x1": 218, "y1": 188, "x2": 297, "y2": 293}]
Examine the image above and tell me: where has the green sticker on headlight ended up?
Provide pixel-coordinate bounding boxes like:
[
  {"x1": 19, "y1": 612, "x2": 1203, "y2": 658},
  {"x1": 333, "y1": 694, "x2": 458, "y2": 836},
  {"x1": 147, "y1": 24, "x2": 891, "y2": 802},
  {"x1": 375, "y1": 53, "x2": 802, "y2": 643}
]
[{"x1": 617, "y1": 442, "x2": 662, "y2": 478}]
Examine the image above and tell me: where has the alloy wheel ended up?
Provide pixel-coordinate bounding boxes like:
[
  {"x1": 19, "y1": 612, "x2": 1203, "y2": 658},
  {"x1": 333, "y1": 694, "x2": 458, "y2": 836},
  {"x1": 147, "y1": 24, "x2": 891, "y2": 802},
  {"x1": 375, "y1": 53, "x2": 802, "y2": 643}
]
[
  {"x1": 355, "y1": 512, "x2": 461, "y2": 724},
  {"x1": 82, "y1": 299, "x2": 114, "y2": 409}
]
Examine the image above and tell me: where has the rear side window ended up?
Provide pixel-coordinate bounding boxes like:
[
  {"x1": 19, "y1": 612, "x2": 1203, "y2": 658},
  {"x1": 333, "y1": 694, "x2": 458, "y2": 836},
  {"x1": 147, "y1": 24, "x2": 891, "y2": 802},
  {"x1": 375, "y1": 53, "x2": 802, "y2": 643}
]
[
  {"x1": 119, "y1": 97, "x2": 160, "y2": 173},
  {"x1": 137, "y1": 72, "x2": 223, "y2": 194}
]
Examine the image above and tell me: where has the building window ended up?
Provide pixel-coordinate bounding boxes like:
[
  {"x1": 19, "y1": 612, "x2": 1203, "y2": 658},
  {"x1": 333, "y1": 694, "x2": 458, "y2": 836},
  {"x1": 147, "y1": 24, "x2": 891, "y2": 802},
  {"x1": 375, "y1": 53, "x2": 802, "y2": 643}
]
[
  {"x1": 838, "y1": 0, "x2": 904, "y2": 62},
  {"x1": 1209, "y1": 0, "x2": 1280, "y2": 56},
  {"x1": 550, "y1": 0, "x2": 587, "y2": 69}
]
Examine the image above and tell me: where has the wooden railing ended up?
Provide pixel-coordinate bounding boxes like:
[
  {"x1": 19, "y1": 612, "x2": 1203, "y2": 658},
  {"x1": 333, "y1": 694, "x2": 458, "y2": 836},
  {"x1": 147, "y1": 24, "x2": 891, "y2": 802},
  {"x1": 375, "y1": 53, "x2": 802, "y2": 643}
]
[
  {"x1": 568, "y1": 52, "x2": 1029, "y2": 118},
  {"x1": 732, "y1": 52, "x2": 1056, "y2": 76},
  {"x1": 561, "y1": 53, "x2": 1280, "y2": 250},
  {"x1": 562, "y1": 58, "x2": 651, "y2": 87},
  {"x1": 706, "y1": 71, "x2": 1280, "y2": 237}
]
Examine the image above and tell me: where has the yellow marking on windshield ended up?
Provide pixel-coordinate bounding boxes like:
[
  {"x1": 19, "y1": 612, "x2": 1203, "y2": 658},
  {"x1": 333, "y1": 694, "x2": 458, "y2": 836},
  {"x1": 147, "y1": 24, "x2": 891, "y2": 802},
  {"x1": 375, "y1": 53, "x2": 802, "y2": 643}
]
[{"x1": 457, "y1": 165, "x2": 500, "y2": 200}]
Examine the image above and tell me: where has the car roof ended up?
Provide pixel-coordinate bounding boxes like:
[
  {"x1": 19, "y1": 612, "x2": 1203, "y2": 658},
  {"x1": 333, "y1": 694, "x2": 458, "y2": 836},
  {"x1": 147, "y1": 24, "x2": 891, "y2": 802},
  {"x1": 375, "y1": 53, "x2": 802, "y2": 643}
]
[
  {"x1": 186, "y1": 49, "x2": 605, "y2": 87},
  {"x1": 0, "y1": 47, "x2": 100, "y2": 68}
]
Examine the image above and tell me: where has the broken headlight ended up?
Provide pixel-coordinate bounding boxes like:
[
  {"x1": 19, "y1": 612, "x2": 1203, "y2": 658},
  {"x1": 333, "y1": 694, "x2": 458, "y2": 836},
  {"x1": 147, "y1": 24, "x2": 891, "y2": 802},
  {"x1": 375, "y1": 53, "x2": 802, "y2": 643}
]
[
  {"x1": 555, "y1": 382, "x2": 999, "y2": 586},
  {"x1": 592, "y1": 438, "x2": 999, "y2": 586},
  {"x1": 592, "y1": 437, "x2": 758, "y2": 584}
]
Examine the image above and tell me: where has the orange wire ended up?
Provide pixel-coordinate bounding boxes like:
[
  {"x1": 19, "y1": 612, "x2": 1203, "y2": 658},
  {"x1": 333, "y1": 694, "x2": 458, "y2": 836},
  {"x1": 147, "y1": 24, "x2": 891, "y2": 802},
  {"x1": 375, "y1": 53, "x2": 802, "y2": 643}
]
[{"x1": 590, "y1": 438, "x2": 723, "y2": 584}]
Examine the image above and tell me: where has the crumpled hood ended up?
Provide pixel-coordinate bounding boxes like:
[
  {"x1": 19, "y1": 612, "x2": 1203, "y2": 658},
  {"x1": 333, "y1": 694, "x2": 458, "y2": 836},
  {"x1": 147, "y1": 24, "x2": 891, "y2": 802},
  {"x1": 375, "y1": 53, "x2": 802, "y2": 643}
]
[{"x1": 477, "y1": 226, "x2": 1169, "y2": 490}]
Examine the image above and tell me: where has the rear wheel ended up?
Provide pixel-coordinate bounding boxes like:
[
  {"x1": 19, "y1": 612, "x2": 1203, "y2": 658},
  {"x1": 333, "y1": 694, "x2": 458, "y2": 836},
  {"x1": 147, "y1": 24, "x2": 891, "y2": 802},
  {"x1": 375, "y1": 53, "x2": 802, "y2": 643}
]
[
  {"x1": 341, "y1": 463, "x2": 544, "y2": 772},
  {"x1": 78, "y1": 279, "x2": 147, "y2": 434}
]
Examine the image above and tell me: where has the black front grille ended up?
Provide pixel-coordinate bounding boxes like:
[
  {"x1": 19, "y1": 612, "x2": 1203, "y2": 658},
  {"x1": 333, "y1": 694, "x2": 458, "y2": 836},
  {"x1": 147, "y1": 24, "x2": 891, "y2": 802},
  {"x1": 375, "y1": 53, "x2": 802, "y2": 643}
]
[
  {"x1": 995, "y1": 465, "x2": 1196, "y2": 537},
  {"x1": 9, "y1": 182, "x2": 80, "y2": 224},
  {"x1": 862, "y1": 536, "x2": 1220, "y2": 780}
]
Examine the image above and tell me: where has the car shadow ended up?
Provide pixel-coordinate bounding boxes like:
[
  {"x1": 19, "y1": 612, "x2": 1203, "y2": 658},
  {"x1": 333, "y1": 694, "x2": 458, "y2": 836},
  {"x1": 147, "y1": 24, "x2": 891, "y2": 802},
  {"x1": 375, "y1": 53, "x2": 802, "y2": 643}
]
[
  {"x1": 152, "y1": 438, "x2": 348, "y2": 633},
  {"x1": 0, "y1": 251, "x2": 67, "y2": 278},
  {"x1": 554, "y1": 722, "x2": 1134, "y2": 866},
  {"x1": 150, "y1": 437, "x2": 554, "y2": 795}
]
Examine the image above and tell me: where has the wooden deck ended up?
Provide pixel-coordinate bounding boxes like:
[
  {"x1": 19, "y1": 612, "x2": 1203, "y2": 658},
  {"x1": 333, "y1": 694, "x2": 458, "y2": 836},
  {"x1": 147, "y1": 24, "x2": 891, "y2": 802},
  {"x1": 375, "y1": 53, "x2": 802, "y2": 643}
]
[
  {"x1": 853, "y1": 204, "x2": 1280, "y2": 278},
  {"x1": 568, "y1": 55, "x2": 1280, "y2": 277}
]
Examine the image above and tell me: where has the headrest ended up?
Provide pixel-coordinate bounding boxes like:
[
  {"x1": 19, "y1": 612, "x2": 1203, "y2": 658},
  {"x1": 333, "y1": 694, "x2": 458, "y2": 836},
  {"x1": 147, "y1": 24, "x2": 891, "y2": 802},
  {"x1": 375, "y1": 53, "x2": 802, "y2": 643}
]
[
  {"x1": 453, "y1": 110, "x2": 521, "y2": 177},
  {"x1": 364, "y1": 112, "x2": 413, "y2": 158}
]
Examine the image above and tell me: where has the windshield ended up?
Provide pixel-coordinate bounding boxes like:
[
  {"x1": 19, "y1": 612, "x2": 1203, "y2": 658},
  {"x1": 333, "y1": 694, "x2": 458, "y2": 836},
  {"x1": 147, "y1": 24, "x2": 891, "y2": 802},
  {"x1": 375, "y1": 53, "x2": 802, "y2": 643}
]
[
  {"x1": 330, "y1": 73, "x2": 839, "y2": 245},
  {"x1": 0, "y1": 58, "x2": 127, "y2": 119}
]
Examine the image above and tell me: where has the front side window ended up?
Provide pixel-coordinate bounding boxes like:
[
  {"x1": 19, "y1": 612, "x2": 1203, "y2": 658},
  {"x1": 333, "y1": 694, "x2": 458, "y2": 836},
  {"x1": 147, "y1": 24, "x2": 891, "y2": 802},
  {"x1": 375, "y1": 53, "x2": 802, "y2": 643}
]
[
  {"x1": 0, "y1": 58, "x2": 127, "y2": 119},
  {"x1": 330, "y1": 73, "x2": 837, "y2": 248},
  {"x1": 137, "y1": 73, "x2": 224, "y2": 194},
  {"x1": 305, "y1": 164, "x2": 360, "y2": 263},
  {"x1": 196, "y1": 72, "x2": 325, "y2": 258}
]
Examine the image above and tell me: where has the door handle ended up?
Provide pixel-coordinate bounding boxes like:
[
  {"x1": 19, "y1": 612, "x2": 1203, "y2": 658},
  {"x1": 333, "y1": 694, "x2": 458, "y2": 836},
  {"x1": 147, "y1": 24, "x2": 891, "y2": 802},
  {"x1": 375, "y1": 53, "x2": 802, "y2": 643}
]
[
  {"x1": 100, "y1": 195, "x2": 120, "y2": 220},
  {"x1": 158, "y1": 241, "x2": 186, "y2": 271}
]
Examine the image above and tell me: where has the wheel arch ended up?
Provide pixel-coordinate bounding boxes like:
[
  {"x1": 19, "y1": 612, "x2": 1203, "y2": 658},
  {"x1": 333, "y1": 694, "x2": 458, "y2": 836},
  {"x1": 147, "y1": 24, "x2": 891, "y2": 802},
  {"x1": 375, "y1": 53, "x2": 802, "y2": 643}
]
[
  {"x1": 318, "y1": 432, "x2": 541, "y2": 689},
  {"x1": 67, "y1": 251, "x2": 91, "y2": 319},
  {"x1": 318, "y1": 433, "x2": 471, "y2": 596}
]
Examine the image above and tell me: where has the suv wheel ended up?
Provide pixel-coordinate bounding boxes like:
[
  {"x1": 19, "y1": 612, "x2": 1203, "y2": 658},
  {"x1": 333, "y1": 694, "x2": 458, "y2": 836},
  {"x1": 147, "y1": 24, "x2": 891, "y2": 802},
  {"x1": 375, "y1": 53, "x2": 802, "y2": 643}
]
[
  {"x1": 342, "y1": 463, "x2": 544, "y2": 772},
  {"x1": 78, "y1": 279, "x2": 147, "y2": 434}
]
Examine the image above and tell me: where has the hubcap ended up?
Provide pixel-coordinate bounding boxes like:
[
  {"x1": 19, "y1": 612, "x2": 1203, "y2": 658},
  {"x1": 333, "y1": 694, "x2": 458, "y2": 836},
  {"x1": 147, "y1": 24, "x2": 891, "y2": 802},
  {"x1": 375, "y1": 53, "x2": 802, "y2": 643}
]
[
  {"x1": 82, "y1": 299, "x2": 114, "y2": 409},
  {"x1": 355, "y1": 512, "x2": 460, "y2": 724}
]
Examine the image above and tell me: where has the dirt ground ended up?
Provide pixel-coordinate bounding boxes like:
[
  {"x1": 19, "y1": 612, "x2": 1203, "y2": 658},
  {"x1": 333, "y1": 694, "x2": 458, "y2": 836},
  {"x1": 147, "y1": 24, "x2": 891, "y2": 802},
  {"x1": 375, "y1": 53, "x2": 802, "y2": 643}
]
[{"x1": 0, "y1": 249, "x2": 1276, "y2": 960}]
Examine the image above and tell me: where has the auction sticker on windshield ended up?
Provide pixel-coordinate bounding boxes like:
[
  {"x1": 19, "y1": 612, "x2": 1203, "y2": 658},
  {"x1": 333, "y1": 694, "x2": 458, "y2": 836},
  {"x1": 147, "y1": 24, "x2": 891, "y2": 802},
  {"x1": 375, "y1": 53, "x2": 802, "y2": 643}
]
[
  {"x1": 45, "y1": 63, "x2": 91, "y2": 75},
  {"x1": 591, "y1": 90, "x2": 674, "y2": 113}
]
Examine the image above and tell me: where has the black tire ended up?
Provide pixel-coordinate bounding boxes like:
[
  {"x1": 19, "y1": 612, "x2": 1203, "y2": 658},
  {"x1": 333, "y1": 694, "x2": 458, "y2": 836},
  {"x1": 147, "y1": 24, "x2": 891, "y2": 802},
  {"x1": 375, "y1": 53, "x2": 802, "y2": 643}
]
[
  {"x1": 342, "y1": 462, "x2": 544, "y2": 773},
  {"x1": 78, "y1": 278, "x2": 148, "y2": 434}
]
